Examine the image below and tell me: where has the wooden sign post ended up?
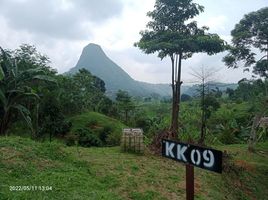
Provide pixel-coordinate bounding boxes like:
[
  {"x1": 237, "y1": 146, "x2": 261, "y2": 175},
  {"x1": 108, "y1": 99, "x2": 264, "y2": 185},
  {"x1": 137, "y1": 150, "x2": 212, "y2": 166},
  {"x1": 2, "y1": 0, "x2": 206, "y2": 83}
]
[
  {"x1": 186, "y1": 164, "x2": 194, "y2": 200},
  {"x1": 162, "y1": 139, "x2": 222, "y2": 199}
]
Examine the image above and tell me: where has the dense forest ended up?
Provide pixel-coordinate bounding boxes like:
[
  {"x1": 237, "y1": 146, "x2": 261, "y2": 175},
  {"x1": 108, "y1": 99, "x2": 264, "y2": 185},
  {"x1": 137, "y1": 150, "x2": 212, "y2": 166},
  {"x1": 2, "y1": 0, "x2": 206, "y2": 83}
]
[{"x1": 0, "y1": 0, "x2": 267, "y2": 199}]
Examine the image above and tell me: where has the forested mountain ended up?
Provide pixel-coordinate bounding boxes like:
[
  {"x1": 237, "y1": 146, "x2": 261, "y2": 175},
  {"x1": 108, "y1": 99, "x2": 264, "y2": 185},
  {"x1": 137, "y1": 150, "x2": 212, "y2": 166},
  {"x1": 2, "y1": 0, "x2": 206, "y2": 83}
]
[{"x1": 68, "y1": 43, "x2": 172, "y2": 97}]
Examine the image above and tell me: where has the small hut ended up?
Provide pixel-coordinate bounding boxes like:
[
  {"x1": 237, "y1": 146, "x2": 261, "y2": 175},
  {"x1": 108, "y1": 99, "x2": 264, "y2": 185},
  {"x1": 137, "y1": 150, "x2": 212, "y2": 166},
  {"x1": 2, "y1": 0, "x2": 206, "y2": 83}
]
[{"x1": 121, "y1": 128, "x2": 144, "y2": 153}]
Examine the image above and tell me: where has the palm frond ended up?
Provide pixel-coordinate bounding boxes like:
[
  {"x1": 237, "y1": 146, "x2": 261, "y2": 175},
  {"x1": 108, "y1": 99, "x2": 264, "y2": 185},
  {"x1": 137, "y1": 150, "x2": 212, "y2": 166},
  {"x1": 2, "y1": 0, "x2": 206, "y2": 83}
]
[{"x1": 11, "y1": 104, "x2": 34, "y2": 133}]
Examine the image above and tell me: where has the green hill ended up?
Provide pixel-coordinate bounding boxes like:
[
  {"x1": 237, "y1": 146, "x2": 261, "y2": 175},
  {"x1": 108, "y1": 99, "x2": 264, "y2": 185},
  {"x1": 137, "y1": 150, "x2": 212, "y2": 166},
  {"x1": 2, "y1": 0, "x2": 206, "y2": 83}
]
[
  {"x1": 1, "y1": 136, "x2": 267, "y2": 199},
  {"x1": 68, "y1": 112, "x2": 126, "y2": 146}
]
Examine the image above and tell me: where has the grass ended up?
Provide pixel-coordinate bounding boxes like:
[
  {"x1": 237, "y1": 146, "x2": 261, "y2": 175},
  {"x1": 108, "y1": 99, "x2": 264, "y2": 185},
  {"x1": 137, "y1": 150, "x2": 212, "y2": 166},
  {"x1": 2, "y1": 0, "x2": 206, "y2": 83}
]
[
  {"x1": 69, "y1": 112, "x2": 125, "y2": 131},
  {"x1": 0, "y1": 136, "x2": 267, "y2": 199}
]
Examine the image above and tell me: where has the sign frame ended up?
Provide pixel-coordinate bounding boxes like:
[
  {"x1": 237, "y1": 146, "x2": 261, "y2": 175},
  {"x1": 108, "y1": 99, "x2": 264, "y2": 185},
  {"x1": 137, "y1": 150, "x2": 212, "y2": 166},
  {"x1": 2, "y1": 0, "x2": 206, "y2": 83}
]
[{"x1": 162, "y1": 139, "x2": 222, "y2": 173}]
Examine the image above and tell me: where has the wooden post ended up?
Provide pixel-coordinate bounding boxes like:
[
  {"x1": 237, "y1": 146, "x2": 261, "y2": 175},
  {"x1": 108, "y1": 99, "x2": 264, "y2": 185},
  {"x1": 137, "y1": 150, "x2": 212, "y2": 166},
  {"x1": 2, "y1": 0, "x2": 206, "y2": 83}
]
[{"x1": 186, "y1": 164, "x2": 194, "y2": 200}]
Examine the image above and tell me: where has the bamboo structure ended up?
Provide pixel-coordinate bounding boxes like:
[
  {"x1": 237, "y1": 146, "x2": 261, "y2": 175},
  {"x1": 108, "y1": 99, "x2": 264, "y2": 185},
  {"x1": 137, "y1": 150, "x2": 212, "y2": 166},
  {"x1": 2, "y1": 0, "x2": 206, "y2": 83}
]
[{"x1": 121, "y1": 128, "x2": 144, "y2": 154}]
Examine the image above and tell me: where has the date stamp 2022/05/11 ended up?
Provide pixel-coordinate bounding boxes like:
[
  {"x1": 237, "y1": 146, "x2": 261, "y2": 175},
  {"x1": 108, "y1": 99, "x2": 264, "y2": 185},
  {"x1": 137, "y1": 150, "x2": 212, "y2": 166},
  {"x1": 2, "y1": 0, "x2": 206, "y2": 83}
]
[{"x1": 9, "y1": 185, "x2": 52, "y2": 192}]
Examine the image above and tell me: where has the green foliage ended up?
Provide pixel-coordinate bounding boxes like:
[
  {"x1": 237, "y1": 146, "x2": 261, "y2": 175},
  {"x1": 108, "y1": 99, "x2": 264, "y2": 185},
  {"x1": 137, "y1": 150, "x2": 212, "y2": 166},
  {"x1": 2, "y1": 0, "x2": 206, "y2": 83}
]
[
  {"x1": 57, "y1": 68, "x2": 107, "y2": 115},
  {"x1": 96, "y1": 96, "x2": 116, "y2": 117},
  {"x1": 218, "y1": 127, "x2": 239, "y2": 144},
  {"x1": 233, "y1": 79, "x2": 267, "y2": 101},
  {"x1": 0, "y1": 65, "x2": 4, "y2": 80},
  {"x1": 226, "y1": 87, "x2": 235, "y2": 99},
  {"x1": 135, "y1": 0, "x2": 225, "y2": 59},
  {"x1": 253, "y1": 60, "x2": 268, "y2": 78},
  {"x1": 135, "y1": 0, "x2": 225, "y2": 136},
  {"x1": 203, "y1": 95, "x2": 220, "y2": 119},
  {"x1": 132, "y1": 102, "x2": 170, "y2": 138},
  {"x1": 223, "y1": 7, "x2": 268, "y2": 78},
  {"x1": 0, "y1": 45, "x2": 56, "y2": 136},
  {"x1": 98, "y1": 126, "x2": 112, "y2": 145},
  {"x1": 38, "y1": 93, "x2": 71, "y2": 141},
  {"x1": 179, "y1": 101, "x2": 201, "y2": 141},
  {"x1": 208, "y1": 103, "x2": 252, "y2": 144},
  {"x1": 0, "y1": 44, "x2": 112, "y2": 145},
  {"x1": 116, "y1": 90, "x2": 135, "y2": 123},
  {"x1": 76, "y1": 128, "x2": 102, "y2": 147}
]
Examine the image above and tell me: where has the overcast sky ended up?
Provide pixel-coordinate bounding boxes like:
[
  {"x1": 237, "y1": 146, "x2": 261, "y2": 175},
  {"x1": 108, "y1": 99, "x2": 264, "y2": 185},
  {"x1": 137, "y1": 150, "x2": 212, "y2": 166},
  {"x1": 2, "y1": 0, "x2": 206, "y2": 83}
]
[{"x1": 0, "y1": 0, "x2": 267, "y2": 84}]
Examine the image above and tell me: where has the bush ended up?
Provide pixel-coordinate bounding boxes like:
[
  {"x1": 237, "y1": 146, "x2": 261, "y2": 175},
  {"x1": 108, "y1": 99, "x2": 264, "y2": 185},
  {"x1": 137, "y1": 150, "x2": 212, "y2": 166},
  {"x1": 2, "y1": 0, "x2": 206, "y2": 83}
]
[
  {"x1": 38, "y1": 94, "x2": 71, "y2": 140},
  {"x1": 76, "y1": 128, "x2": 102, "y2": 147},
  {"x1": 65, "y1": 134, "x2": 78, "y2": 146},
  {"x1": 106, "y1": 132, "x2": 121, "y2": 146},
  {"x1": 219, "y1": 129, "x2": 239, "y2": 144},
  {"x1": 99, "y1": 126, "x2": 112, "y2": 145},
  {"x1": 135, "y1": 118, "x2": 152, "y2": 133}
]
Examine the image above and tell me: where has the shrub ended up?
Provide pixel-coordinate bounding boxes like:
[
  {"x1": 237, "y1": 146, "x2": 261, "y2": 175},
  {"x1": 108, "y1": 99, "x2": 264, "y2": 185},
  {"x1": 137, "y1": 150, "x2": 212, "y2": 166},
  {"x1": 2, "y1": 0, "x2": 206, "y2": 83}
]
[
  {"x1": 65, "y1": 133, "x2": 78, "y2": 146},
  {"x1": 219, "y1": 129, "x2": 239, "y2": 144},
  {"x1": 106, "y1": 132, "x2": 121, "y2": 146},
  {"x1": 99, "y1": 126, "x2": 112, "y2": 145},
  {"x1": 87, "y1": 119, "x2": 98, "y2": 127},
  {"x1": 76, "y1": 128, "x2": 102, "y2": 147},
  {"x1": 38, "y1": 94, "x2": 71, "y2": 140}
]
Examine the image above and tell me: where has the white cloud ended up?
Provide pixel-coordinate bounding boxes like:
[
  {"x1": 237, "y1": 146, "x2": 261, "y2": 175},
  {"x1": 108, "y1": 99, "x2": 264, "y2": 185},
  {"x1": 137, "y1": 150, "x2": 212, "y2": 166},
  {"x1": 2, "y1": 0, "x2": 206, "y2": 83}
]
[
  {"x1": 0, "y1": 0, "x2": 124, "y2": 40},
  {"x1": 204, "y1": 15, "x2": 228, "y2": 32},
  {"x1": 0, "y1": 0, "x2": 267, "y2": 84}
]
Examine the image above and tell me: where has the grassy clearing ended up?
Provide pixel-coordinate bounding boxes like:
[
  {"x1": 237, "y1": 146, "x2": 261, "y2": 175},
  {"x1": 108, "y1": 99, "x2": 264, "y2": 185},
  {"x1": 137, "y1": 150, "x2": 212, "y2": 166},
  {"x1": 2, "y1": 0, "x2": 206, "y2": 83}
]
[{"x1": 0, "y1": 136, "x2": 267, "y2": 199}]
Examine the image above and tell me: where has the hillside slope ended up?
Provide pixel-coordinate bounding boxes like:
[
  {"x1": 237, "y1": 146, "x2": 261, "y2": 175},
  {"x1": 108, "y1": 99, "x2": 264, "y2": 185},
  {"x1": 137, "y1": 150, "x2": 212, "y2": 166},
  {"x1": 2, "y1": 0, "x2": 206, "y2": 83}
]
[
  {"x1": 1, "y1": 137, "x2": 267, "y2": 199},
  {"x1": 68, "y1": 112, "x2": 126, "y2": 146}
]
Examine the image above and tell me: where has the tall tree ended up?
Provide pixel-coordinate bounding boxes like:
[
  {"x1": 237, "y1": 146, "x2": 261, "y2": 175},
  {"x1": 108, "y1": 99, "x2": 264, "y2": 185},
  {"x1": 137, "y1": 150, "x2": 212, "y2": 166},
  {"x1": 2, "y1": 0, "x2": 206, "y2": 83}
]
[
  {"x1": 116, "y1": 90, "x2": 135, "y2": 124},
  {"x1": 223, "y1": 7, "x2": 268, "y2": 78},
  {"x1": 135, "y1": 0, "x2": 225, "y2": 138},
  {"x1": 190, "y1": 66, "x2": 219, "y2": 144},
  {"x1": 223, "y1": 7, "x2": 268, "y2": 151}
]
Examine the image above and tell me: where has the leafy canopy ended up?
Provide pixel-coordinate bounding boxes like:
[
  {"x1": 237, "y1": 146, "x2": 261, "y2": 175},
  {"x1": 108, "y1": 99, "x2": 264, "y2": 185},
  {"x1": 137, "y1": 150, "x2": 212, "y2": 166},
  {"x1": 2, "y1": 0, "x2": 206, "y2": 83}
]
[
  {"x1": 223, "y1": 7, "x2": 268, "y2": 77},
  {"x1": 135, "y1": 0, "x2": 225, "y2": 59}
]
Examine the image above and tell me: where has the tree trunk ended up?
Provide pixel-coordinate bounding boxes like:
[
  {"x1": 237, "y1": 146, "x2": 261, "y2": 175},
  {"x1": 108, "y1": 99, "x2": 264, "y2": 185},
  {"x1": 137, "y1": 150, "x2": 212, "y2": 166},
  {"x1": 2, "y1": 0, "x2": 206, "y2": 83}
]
[
  {"x1": 125, "y1": 110, "x2": 128, "y2": 124},
  {"x1": 199, "y1": 79, "x2": 206, "y2": 144},
  {"x1": 0, "y1": 111, "x2": 10, "y2": 136},
  {"x1": 170, "y1": 53, "x2": 182, "y2": 139},
  {"x1": 170, "y1": 56, "x2": 176, "y2": 138},
  {"x1": 248, "y1": 114, "x2": 262, "y2": 152},
  {"x1": 170, "y1": 81, "x2": 179, "y2": 138}
]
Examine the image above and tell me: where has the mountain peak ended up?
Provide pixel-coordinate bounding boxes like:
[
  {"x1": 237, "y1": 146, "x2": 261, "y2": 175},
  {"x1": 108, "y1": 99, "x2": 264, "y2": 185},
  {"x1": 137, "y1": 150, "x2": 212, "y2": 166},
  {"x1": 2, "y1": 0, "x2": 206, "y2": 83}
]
[
  {"x1": 82, "y1": 43, "x2": 104, "y2": 55},
  {"x1": 68, "y1": 43, "x2": 172, "y2": 97},
  {"x1": 85, "y1": 43, "x2": 102, "y2": 49},
  {"x1": 80, "y1": 43, "x2": 107, "y2": 59}
]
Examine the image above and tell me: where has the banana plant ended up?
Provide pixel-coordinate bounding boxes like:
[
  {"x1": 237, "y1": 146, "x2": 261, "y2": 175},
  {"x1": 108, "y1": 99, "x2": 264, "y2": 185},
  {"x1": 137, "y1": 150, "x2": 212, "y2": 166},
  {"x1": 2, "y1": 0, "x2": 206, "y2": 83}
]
[
  {"x1": 0, "y1": 47, "x2": 56, "y2": 135},
  {"x1": 0, "y1": 65, "x2": 3, "y2": 81}
]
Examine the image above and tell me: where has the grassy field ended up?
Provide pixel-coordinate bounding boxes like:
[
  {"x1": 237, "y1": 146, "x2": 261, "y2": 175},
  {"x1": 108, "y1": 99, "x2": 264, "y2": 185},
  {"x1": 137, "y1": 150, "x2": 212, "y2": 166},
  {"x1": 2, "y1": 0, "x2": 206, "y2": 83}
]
[{"x1": 0, "y1": 136, "x2": 267, "y2": 199}]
